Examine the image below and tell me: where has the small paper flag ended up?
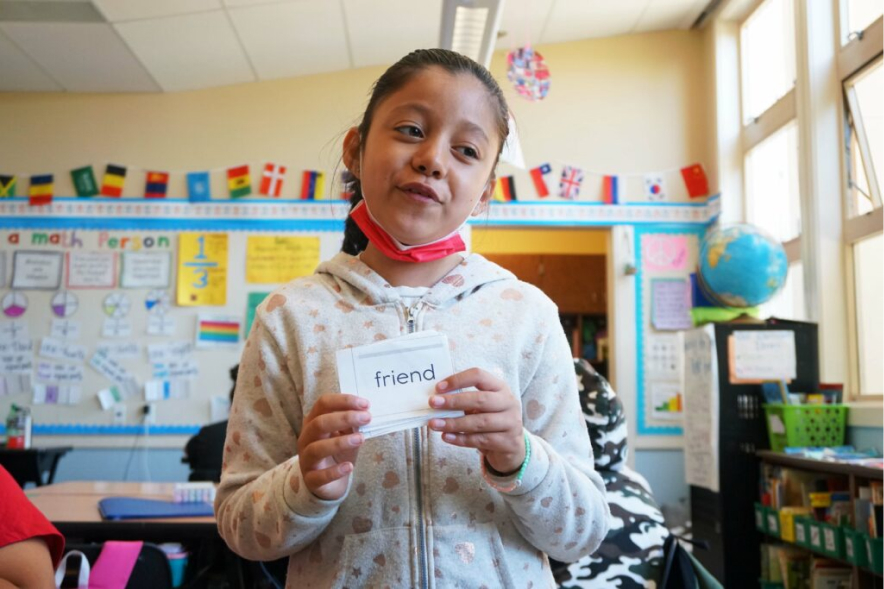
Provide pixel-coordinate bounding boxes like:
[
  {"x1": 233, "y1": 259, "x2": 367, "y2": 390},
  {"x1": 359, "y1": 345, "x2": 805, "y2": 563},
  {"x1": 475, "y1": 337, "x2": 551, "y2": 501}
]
[
  {"x1": 144, "y1": 171, "x2": 169, "y2": 198},
  {"x1": 493, "y1": 175, "x2": 517, "y2": 202},
  {"x1": 227, "y1": 165, "x2": 251, "y2": 199},
  {"x1": 101, "y1": 164, "x2": 126, "y2": 197},
  {"x1": 259, "y1": 163, "x2": 286, "y2": 197},
  {"x1": 0, "y1": 175, "x2": 16, "y2": 198},
  {"x1": 530, "y1": 163, "x2": 551, "y2": 198},
  {"x1": 70, "y1": 166, "x2": 98, "y2": 197},
  {"x1": 681, "y1": 163, "x2": 709, "y2": 198},
  {"x1": 602, "y1": 175, "x2": 618, "y2": 204},
  {"x1": 300, "y1": 170, "x2": 325, "y2": 200},
  {"x1": 558, "y1": 165, "x2": 584, "y2": 200},
  {"x1": 644, "y1": 174, "x2": 667, "y2": 201},
  {"x1": 187, "y1": 171, "x2": 210, "y2": 202},
  {"x1": 29, "y1": 174, "x2": 53, "y2": 206},
  {"x1": 196, "y1": 315, "x2": 240, "y2": 348}
]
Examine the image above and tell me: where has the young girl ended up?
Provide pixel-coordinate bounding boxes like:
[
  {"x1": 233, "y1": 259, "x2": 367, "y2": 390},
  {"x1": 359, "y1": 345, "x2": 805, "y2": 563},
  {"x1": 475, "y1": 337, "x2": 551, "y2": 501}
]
[{"x1": 216, "y1": 48, "x2": 609, "y2": 588}]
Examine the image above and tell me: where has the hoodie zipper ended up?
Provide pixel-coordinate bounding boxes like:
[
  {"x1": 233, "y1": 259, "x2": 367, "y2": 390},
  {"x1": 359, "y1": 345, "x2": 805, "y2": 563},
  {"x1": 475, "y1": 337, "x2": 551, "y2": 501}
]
[{"x1": 404, "y1": 300, "x2": 429, "y2": 589}]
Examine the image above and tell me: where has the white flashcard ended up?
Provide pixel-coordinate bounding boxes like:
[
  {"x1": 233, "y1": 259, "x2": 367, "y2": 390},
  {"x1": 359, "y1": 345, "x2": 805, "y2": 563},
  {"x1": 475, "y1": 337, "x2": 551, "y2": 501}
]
[
  {"x1": 147, "y1": 314, "x2": 176, "y2": 336},
  {"x1": 336, "y1": 331, "x2": 462, "y2": 438},
  {"x1": 11, "y1": 251, "x2": 63, "y2": 290},
  {"x1": 210, "y1": 395, "x2": 231, "y2": 422},
  {"x1": 97, "y1": 386, "x2": 124, "y2": 411},
  {"x1": 50, "y1": 319, "x2": 80, "y2": 340}
]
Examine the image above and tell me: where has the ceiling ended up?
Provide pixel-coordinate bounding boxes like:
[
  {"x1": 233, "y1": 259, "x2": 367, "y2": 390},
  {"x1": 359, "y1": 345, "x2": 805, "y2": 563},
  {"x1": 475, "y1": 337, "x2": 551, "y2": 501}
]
[{"x1": 0, "y1": 0, "x2": 712, "y2": 93}]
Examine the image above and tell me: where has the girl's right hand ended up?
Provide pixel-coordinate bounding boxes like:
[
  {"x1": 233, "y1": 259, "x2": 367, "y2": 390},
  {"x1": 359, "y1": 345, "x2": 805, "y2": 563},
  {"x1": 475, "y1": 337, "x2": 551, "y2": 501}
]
[{"x1": 297, "y1": 394, "x2": 371, "y2": 501}]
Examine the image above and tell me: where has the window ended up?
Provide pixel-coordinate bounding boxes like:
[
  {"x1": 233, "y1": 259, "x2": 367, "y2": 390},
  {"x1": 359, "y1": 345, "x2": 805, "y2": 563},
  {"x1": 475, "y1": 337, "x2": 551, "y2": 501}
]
[
  {"x1": 852, "y1": 234, "x2": 882, "y2": 395},
  {"x1": 844, "y1": 59, "x2": 882, "y2": 217},
  {"x1": 842, "y1": 0, "x2": 884, "y2": 44},
  {"x1": 745, "y1": 122, "x2": 801, "y2": 242},
  {"x1": 740, "y1": 0, "x2": 796, "y2": 123}
]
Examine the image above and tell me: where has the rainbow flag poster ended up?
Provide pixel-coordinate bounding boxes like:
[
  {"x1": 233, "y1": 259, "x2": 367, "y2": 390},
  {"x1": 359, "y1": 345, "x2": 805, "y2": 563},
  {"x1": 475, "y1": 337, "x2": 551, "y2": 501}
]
[{"x1": 195, "y1": 314, "x2": 241, "y2": 349}]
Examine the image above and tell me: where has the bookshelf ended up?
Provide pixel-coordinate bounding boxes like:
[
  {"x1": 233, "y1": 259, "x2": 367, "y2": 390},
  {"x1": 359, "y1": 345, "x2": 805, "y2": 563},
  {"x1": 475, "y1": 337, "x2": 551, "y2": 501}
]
[{"x1": 756, "y1": 450, "x2": 883, "y2": 588}]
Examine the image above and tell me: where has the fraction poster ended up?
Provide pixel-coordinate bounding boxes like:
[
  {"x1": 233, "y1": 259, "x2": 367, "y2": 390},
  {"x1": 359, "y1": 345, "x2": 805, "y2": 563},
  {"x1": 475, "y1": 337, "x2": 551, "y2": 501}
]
[{"x1": 176, "y1": 232, "x2": 228, "y2": 306}]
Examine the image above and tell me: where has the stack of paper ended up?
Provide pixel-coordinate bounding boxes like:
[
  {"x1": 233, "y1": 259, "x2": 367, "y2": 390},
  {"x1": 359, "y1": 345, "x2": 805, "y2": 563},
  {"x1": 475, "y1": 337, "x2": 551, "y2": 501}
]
[{"x1": 336, "y1": 331, "x2": 462, "y2": 438}]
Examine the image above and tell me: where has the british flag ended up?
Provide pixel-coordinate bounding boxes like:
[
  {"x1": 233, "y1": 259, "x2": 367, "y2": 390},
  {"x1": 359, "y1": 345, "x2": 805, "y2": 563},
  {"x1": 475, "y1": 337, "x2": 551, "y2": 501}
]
[{"x1": 558, "y1": 165, "x2": 584, "y2": 200}]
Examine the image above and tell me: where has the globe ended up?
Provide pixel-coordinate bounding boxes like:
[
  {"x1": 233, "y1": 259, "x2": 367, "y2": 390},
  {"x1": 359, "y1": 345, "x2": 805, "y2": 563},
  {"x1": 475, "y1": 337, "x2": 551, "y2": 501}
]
[{"x1": 698, "y1": 224, "x2": 788, "y2": 308}]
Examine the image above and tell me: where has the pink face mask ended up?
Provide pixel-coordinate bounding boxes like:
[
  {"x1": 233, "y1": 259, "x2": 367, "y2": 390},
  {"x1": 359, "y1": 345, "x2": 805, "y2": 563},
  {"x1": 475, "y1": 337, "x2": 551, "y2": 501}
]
[{"x1": 349, "y1": 200, "x2": 466, "y2": 263}]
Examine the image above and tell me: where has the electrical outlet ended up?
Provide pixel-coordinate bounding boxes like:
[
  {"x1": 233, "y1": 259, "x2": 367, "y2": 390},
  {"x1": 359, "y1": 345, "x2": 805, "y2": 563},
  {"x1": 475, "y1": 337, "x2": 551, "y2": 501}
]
[
  {"x1": 144, "y1": 402, "x2": 157, "y2": 425},
  {"x1": 113, "y1": 404, "x2": 126, "y2": 425}
]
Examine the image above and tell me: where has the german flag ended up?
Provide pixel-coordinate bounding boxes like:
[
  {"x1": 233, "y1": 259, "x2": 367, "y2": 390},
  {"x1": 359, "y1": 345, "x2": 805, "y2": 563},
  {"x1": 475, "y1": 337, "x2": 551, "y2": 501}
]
[
  {"x1": 0, "y1": 175, "x2": 15, "y2": 198},
  {"x1": 101, "y1": 164, "x2": 126, "y2": 197},
  {"x1": 227, "y1": 165, "x2": 251, "y2": 199},
  {"x1": 144, "y1": 171, "x2": 169, "y2": 198},
  {"x1": 492, "y1": 175, "x2": 517, "y2": 202},
  {"x1": 29, "y1": 174, "x2": 53, "y2": 206}
]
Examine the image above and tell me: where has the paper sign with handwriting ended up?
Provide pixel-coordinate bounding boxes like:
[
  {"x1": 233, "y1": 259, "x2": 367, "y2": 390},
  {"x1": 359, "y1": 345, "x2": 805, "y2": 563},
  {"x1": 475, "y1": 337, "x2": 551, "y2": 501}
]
[
  {"x1": 731, "y1": 330, "x2": 796, "y2": 381},
  {"x1": 336, "y1": 331, "x2": 462, "y2": 438}
]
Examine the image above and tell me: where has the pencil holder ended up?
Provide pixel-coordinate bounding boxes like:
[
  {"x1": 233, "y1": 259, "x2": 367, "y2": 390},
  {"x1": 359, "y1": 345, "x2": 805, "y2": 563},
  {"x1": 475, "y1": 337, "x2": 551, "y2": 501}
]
[{"x1": 763, "y1": 404, "x2": 847, "y2": 451}]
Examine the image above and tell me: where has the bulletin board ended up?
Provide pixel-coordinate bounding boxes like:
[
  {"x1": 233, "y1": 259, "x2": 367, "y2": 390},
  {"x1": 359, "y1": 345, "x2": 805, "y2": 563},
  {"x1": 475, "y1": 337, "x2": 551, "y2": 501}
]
[{"x1": 0, "y1": 198, "x2": 352, "y2": 435}]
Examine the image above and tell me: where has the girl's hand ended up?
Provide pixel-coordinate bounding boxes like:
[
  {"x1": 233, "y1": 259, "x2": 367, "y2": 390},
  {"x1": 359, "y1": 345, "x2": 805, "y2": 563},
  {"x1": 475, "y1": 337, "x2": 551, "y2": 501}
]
[
  {"x1": 297, "y1": 394, "x2": 370, "y2": 501},
  {"x1": 427, "y1": 368, "x2": 525, "y2": 474}
]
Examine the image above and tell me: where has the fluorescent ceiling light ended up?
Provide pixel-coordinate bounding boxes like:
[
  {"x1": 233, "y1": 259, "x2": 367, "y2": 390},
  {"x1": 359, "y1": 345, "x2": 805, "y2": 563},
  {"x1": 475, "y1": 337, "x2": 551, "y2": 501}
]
[{"x1": 439, "y1": 0, "x2": 505, "y2": 68}]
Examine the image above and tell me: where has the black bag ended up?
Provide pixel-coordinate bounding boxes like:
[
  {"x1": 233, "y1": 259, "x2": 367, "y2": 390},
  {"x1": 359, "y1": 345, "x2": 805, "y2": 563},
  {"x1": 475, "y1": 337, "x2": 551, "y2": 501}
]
[{"x1": 660, "y1": 534, "x2": 723, "y2": 589}]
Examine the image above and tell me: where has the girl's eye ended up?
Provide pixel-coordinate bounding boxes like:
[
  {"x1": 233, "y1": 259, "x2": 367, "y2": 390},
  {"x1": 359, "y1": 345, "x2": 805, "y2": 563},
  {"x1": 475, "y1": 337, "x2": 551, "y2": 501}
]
[
  {"x1": 396, "y1": 125, "x2": 423, "y2": 138},
  {"x1": 456, "y1": 146, "x2": 480, "y2": 159}
]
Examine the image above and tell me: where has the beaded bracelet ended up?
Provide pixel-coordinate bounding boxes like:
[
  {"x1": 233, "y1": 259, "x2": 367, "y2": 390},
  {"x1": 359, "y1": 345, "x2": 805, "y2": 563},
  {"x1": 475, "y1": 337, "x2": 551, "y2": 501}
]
[{"x1": 481, "y1": 432, "x2": 531, "y2": 493}]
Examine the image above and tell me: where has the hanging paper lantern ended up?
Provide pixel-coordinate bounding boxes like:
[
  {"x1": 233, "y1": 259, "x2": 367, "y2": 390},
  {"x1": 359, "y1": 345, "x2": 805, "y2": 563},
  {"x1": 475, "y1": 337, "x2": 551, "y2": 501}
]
[{"x1": 506, "y1": 46, "x2": 550, "y2": 101}]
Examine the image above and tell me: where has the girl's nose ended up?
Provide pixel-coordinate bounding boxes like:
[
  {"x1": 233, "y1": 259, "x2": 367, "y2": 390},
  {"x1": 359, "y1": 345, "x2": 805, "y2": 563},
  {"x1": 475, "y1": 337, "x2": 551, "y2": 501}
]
[{"x1": 413, "y1": 142, "x2": 445, "y2": 178}]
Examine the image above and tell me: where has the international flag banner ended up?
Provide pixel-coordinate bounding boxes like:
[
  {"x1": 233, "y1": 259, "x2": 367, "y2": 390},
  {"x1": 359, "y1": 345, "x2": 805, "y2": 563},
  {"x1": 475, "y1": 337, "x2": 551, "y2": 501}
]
[
  {"x1": 681, "y1": 163, "x2": 709, "y2": 198},
  {"x1": 492, "y1": 175, "x2": 517, "y2": 202},
  {"x1": 29, "y1": 174, "x2": 53, "y2": 206},
  {"x1": 644, "y1": 174, "x2": 667, "y2": 201},
  {"x1": 144, "y1": 171, "x2": 169, "y2": 198},
  {"x1": 187, "y1": 171, "x2": 211, "y2": 202},
  {"x1": 227, "y1": 165, "x2": 251, "y2": 199},
  {"x1": 0, "y1": 175, "x2": 15, "y2": 198},
  {"x1": 602, "y1": 175, "x2": 619, "y2": 204},
  {"x1": 195, "y1": 314, "x2": 241, "y2": 349},
  {"x1": 529, "y1": 163, "x2": 552, "y2": 198},
  {"x1": 259, "y1": 163, "x2": 286, "y2": 197},
  {"x1": 70, "y1": 166, "x2": 98, "y2": 197},
  {"x1": 101, "y1": 164, "x2": 126, "y2": 197},
  {"x1": 300, "y1": 170, "x2": 325, "y2": 200},
  {"x1": 558, "y1": 165, "x2": 584, "y2": 200}
]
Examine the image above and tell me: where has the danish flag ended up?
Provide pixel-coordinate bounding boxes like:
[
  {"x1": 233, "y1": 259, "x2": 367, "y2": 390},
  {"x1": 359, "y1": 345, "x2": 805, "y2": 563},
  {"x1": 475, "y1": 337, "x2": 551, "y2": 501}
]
[{"x1": 260, "y1": 163, "x2": 286, "y2": 197}]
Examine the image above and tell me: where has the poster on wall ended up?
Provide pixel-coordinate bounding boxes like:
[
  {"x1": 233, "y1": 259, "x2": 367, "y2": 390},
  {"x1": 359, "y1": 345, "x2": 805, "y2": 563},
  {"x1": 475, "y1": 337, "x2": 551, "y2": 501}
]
[
  {"x1": 651, "y1": 278, "x2": 692, "y2": 331},
  {"x1": 176, "y1": 233, "x2": 228, "y2": 306},
  {"x1": 245, "y1": 236, "x2": 320, "y2": 284},
  {"x1": 121, "y1": 252, "x2": 172, "y2": 289},
  {"x1": 65, "y1": 251, "x2": 117, "y2": 289},
  {"x1": 11, "y1": 251, "x2": 63, "y2": 290}
]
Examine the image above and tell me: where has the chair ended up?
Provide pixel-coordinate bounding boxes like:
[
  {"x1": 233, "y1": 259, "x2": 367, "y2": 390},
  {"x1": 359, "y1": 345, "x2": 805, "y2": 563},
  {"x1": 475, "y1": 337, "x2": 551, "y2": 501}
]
[{"x1": 60, "y1": 542, "x2": 173, "y2": 589}]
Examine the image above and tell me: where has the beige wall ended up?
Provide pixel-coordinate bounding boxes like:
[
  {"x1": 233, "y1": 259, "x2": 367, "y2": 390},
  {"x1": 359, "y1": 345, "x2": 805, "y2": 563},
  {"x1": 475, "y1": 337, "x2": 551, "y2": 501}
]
[{"x1": 0, "y1": 30, "x2": 709, "y2": 200}]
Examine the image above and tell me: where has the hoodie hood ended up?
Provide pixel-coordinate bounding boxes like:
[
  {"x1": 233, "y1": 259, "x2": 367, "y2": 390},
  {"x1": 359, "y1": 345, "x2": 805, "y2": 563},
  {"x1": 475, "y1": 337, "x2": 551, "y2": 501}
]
[{"x1": 315, "y1": 252, "x2": 516, "y2": 309}]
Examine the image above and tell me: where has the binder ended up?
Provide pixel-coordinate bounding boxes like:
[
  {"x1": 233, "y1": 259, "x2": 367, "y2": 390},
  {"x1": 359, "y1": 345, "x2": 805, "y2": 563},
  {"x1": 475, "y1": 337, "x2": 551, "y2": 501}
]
[{"x1": 98, "y1": 497, "x2": 214, "y2": 520}]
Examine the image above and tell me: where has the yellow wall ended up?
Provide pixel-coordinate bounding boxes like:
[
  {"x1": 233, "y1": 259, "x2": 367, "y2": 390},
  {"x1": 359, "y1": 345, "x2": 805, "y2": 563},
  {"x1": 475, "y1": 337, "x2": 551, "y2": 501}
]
[
  {"x1": 471, "y1": 228, "x2": 608, "y2": 255},
  {"x1": 0, "y1": 30, "x2": 709, "y2": 203}
]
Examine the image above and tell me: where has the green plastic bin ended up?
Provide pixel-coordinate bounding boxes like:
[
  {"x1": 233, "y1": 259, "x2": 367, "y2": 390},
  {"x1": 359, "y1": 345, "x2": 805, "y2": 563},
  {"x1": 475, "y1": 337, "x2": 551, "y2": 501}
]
[
  {"x1": 817, "y1": 522, "x2": 844, "y2": 559},
  {"x1": 807, "y1": 520, "x2": 824, "y2": 553},
  {"x1": 793, "y1": 517, "x2": 811, "y2": 548},
  {"x1": 764, "y1": 507, "x2": 781, "y2": 538},
  {"x1": 866, "y1": 536, "x2": 883, "y2": 575},
  {"x1": 843, "y1": 528, "x2": 869, "y2": 568},
  {"x1": 755, "y1": 502, "x2": 767, "y2": 533},
  {"x1": 759, "y1": 581, "x2": 785, "y2": 589},
  {"x1": 763, "y1": 404, "x2": 847, "y2": 451}
]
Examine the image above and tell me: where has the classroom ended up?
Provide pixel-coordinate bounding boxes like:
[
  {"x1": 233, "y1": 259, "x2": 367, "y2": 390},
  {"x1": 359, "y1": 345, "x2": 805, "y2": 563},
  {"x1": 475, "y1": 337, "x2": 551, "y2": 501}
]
[{"x1": 0, "y1": 0, "x2": 881, "y2": 587}]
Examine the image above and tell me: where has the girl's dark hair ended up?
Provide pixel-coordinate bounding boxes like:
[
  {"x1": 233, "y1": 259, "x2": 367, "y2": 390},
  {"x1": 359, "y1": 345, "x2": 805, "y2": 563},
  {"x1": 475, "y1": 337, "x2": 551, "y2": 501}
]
[{"x1": 341, "y1": 48, "x2": 510, "y2": 256}]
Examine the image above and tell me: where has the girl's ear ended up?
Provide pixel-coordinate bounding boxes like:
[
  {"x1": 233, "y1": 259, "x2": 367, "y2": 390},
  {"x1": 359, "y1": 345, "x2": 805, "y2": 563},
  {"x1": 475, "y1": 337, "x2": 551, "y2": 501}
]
[
  {"x1": 472, "y1": 174, "x2": 496, "y2": 216},
  {"x1": 343, "y1": 127, "x2": 362, "y2": 179}
]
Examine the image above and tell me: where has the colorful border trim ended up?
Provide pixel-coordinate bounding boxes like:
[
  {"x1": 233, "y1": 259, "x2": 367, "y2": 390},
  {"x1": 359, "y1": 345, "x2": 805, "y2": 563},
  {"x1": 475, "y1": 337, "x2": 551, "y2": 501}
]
[{"x1": 0, "y1": 424, "x2": 200, "y2": 435}]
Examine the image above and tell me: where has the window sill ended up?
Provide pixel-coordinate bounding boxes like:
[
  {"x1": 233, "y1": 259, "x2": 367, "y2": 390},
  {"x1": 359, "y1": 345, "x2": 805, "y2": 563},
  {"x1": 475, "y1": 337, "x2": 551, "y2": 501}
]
[{"x1": 846, "y1": 401, "x2": 883, "y2": 427}]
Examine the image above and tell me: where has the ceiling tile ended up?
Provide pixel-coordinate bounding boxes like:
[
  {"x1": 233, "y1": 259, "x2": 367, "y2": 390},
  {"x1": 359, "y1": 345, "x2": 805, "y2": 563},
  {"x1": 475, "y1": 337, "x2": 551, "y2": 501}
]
[
  {"x1": 541, "y1": 0, "x2": 650, "y2": 44},
  {"x1": 632, "y1": 0, "x2": 706, "y2": 33},
  {"x1": 229, "y1": 0, "x2": 350, "y2": 79},
  {"x1": 494, "y1": 0, "x2": 554, "y2": 51},
  {"x1": 0, "y1": 28, "x2": 63, "y2": 91},
  {"x1": 343, "y1": 0, "x2": 442, "y2": 68},
  {"x1": 0, "y1": 22, "x2": 160, "y2": 92},
  {"x1": 91, "y1": 0, "x2": 221, "y2": 23},
  {"x1": 115, "y1": 11, "x2": 255, "y2": 92}
]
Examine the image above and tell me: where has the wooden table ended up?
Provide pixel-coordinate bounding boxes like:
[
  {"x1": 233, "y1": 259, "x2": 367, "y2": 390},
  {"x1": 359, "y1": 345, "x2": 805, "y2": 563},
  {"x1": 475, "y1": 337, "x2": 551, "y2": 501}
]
[{"x1": 0, "y1": 446, "x2": 72, "y2": 487}]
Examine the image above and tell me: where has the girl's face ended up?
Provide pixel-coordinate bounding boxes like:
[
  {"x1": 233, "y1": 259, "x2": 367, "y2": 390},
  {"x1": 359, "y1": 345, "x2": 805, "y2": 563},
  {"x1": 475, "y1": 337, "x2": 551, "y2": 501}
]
[{"x1": 346, "y1": 66, "x2": 501, "y2": 246}]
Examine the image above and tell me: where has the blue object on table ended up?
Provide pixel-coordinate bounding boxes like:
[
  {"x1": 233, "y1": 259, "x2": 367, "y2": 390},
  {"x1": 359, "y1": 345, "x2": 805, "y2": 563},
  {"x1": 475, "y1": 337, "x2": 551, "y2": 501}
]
[{"x1": 98, "y1": 497, "x2": 214, "y2": 520}]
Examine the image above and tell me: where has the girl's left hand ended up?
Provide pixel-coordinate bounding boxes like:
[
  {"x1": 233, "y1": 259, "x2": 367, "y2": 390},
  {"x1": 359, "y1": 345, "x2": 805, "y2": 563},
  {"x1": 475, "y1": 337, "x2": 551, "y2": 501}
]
[{"x1": 427, "y1": 368, "x2": 525, "y2": 474}]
